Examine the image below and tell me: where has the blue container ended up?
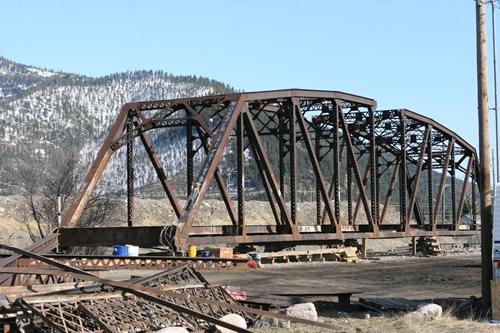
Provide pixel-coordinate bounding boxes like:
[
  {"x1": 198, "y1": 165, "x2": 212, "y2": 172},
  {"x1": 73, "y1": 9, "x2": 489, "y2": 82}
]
[
  {"x1": 202, "y1": 250, "x2": 211, "y2": 257},
  {"x1": 113, "y1": 245, "x2": 128, "y2": 256}
]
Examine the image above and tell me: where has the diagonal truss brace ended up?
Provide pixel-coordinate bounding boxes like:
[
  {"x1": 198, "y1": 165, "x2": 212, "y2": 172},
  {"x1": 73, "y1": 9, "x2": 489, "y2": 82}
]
[{"x1": 293, "y1": 99, "x2": 340, "y2": 231}]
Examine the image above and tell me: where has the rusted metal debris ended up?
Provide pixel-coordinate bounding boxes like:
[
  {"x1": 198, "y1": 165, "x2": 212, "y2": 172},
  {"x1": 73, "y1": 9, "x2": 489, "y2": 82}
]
[
  {"x1": 0, "y1": 245, "x2": 339, "y2": 332},
  {"x1": 0, "y1": 253, "x2": 248, "y2": 274}
]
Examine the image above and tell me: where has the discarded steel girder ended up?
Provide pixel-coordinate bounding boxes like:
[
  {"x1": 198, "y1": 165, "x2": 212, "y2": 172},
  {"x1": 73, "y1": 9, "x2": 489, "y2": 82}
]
[
  {"x1": 8, "y1": 89, "x2": 480, "y2": 254},
  {"x1": 0, "y1": 253, "x2": 247, "y2": 272}
]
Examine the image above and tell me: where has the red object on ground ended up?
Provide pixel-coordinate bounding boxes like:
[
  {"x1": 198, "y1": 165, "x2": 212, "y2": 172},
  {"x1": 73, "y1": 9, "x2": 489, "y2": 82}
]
[
  {"x1": 247, "y1": 260, "x2": 257, "y2": 269},
  {"x1": 224, "y1": 287, "x2": 247, "y2": 301}
]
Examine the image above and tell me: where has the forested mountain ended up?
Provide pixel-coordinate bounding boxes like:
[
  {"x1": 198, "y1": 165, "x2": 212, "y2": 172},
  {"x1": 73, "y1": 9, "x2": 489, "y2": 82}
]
[{"x1": 0, "y1": 57, "x2": 234, "y2": 195}]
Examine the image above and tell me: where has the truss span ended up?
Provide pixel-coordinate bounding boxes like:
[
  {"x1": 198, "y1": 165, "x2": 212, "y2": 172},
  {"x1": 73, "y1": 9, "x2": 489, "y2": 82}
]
[{"x1": 21, "y1": 90, "x2": 484, "y2": 253}]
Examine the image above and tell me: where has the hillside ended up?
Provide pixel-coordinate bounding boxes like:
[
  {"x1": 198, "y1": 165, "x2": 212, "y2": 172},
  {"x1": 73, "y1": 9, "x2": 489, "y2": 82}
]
[
  {"x1": 0, "y1": 57, "x2": 234, "y2": 194},
  {"x1": 0, "y1": 56, "x2": 77, "y2": 101},
  {"x1": 0, "y1": 57, "x2": 332, "y2": 199}
]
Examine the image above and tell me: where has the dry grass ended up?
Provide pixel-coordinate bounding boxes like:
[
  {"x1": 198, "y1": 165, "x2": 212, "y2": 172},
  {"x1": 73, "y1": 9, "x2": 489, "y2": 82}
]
[
  {"x1": 0, "y1": 196, "x2": 401, "y2": 246},
  {"x1": 253, "y1": 311, "x2": 500, "y2": 333}
]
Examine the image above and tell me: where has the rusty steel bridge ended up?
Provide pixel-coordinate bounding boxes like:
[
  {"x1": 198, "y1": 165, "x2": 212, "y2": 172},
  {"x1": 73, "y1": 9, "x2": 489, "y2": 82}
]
[{"x1": 2, "y1": 89, "x2": 481, "y2": 258}]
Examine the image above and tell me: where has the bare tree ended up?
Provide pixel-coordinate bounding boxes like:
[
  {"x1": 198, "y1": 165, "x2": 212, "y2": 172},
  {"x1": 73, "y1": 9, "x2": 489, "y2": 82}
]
[{"x1": 16, "y1": 150, "x2": 121, "y2": 242}]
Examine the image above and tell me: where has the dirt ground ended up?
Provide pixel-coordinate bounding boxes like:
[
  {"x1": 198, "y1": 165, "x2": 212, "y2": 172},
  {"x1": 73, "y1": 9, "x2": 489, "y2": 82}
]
[
  {"x1": 203, "y1": 255, "x2": 500, "y2": 332},
  {"x1": 204, "y1": 255, "x2": 481, "y2": 300}
]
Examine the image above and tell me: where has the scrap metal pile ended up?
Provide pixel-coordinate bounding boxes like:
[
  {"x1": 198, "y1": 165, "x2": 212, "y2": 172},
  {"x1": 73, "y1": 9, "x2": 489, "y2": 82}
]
[{"x1": 0, "y1": 245, "x2": 336, "y2": 332}]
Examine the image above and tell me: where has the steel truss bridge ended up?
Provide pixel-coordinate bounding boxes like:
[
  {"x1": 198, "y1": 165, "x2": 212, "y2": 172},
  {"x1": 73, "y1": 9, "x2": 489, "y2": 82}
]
[{"x1": 2, "y1": 89, "x2": 481, "y2": 258}]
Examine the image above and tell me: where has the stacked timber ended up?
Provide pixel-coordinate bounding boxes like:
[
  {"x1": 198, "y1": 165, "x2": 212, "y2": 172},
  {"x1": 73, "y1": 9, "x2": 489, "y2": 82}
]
[
  {"x1": 339, "y1": 247, "x2": 358, "y2": 262},
  {"x1": 415, "y1": 236, "x2": 443, "y2": 256},
  {"x1": 259, "y1": 247, "x2": 358, "y2": 264}
]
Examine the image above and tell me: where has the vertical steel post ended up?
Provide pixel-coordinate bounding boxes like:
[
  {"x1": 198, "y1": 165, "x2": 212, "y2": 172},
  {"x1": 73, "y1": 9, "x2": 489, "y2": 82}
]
[
  {"x1": 289, "y1": 101, "x2": 297, "y2": 224},
  {"x1": 399, "y1": 113, "x2": 407, "y2": 229},
  {"x1": 315, "y1": 127, "x2": 322, "y2": 225},
  {"x1": 369, "y1": 108, "x2": 378, "y2": 226},
  {"x1": 476, "y1": 0, "x2": 493, "y2": 310},
  {"x1": 186, "y1": 122, "x2": 193, "y2": 196},
  {"x1": 126, "y1": 117, "x2": 134, "y2": 227},
  {"x1": 376, "y1": 149, "x2": 381, "y2": 223},
  {"x1": 442, "y1": 184, "x2": 447, "y2": 224},
  {"x1": 347, "y1": 150, "x2": 353, "y2": 225},
  {"x1": 236, "y1": 114, "x2": 245, "y2": 234},
  {"x1": 427, "y1": 128, "x2": 434, "y2": 229},
  {"x1": 333, "y1": 104, "x2": 341, "y2": 220},
  {"x1": 279, "y1": 109, "x2": 286, "y2": 225},
  {"x1": 450, "y1": 145, "x2": 457, "y2": 228}
]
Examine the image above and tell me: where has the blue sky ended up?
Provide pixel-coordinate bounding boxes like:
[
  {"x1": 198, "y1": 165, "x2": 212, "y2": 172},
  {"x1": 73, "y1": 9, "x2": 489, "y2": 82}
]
[{"x1": 0, "y1": 1, "x2": 493, "y2": 150}]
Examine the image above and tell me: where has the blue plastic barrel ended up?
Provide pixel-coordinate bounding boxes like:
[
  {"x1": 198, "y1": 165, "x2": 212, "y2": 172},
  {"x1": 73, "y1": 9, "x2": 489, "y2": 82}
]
[
  {"x1": 202, "y1": 250, "x2": 211, "y2": 257},
  {"x1": 113, "y1": 245, "x2": 128, "y2": 256}
]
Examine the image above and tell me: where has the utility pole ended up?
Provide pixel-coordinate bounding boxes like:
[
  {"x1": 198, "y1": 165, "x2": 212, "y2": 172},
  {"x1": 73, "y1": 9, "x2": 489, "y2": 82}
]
[
  {"x1": 477, "y1": 0, "x2": 493, "y2": 310},
  {"x1": 494, "y1": 149, "x2": 497, "y2": 194},
  {"x1": 493, "y1": 0, "x2": 500, "y2": 183}
]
